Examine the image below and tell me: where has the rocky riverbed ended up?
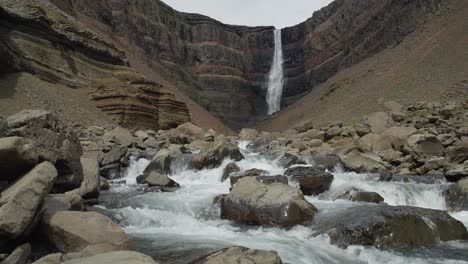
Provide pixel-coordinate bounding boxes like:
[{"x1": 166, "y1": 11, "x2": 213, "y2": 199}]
[{"x1": 0, "y1": 99, "x2": 467, "y2": 263}]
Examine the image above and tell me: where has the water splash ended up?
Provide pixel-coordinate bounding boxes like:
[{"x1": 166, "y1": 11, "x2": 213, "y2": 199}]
[{"x1": 266, "y1": 29, "x2": 285, "y2": 115}]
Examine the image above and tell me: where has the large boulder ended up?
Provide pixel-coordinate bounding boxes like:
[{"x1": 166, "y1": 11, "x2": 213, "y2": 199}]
[
  {"x1": 381, "y1": 126, "x2": 417, "y2": 140},
  {"x1": 313, "y1": 205, "x2": 468, "y2": 249},
  {"x1": 62, "y1": 251, "x2": 158, "y2": 264},
  {"x1": 137, "y1": 171, "x2": 180, "y2": 191},
  {"x1": 446, "y1": 141, "x2": 468, "y2": 164},
  {"x1": 221, "y1": 162, "x2": 240, "y2": 182},
  {"x1": 405, "y1": 134, "x2": 444, "y2": 159},
  {"x1": 188, "y1": 246, "x2": 282, "y2": 264},
  {"x1": 358, "y1": 134, "x2": 394, "y2": 152},
  {"x1": 0, "y1": 137, "x2": 39, "y2": 181},
  {"x1": 103, "y1": 127, "x2": 134, "y2": 147},
  {"x1": 6, "y1": 110, "x2": 83, "y2": 192},
  {"x1": 66, "y1": 157, "x2": 100, "y2": 199},
  {"x1": 0, "y1": 162, "x2": 57, "y2": 243},
  {"x1": 445, "y1": 178, "x2": 468, "y2": 211},
  {"x1": 337, "y1": 149, "x2": 386, "y2": 173},
  {"x1": 42, "y1": 211, "x2": 130, "y2": 253},
  {"x1": 335, "y1": 188, "x2": 384, "y2": 203},
  {"x1": 229, "y1": 169, "x2": 266, "y2": 186},
  {"x1": 363, "y1": 112, "x2": 393, "y2": 134},
  {"x1": 176, "y1": 122, "x2": 205, "y2": 139},
  {"x1": 284, "y1": 166, "x2": 334, "y2": 195},
  {"x1": 220, "y1": 177, "x2": 317, "y2": 227},
  {"x1": 278, "y1": 153, "x2": 305, "y2": 168},
  {"x1": 3, "y1": 243, "x2": 31, "y2": 264},
  {"x1": 143, "y1": 145, "x2": 183, "y2": 175},
  {"x1": 238, "y1": 128, "x2": 259, "y2": 140},
  {"x1": 190, "y1": 139, "x2": 244, "y2": 170}
]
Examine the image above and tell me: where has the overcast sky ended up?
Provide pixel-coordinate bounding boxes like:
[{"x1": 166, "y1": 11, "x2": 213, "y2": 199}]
[{"x1": 162, "y1": 0, "x2": 334, "y2": 28}]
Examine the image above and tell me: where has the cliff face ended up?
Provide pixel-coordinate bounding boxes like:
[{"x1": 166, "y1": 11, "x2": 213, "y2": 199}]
[
  {"x1": 50, "y1": 0, "x2": 274, "y2": 129},
  {"x1": 49, "y1": 0, "x2": 448, "y2": 130},
  {"x1": 0, "y1": 0, "x2": 189, "y2": 130},
  {"x1": 281, "y1": 0, "x2": 447, "y2": 105}
]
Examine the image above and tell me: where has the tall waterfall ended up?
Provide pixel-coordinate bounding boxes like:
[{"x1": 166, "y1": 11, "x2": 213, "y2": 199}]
[{"x1": 266, "y1": 29, "x2": 285, "y2": 115}]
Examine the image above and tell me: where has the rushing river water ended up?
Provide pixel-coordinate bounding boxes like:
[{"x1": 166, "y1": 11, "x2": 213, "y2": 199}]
[{"x1": 99, "y1": 142, "x2": 468, "y2": 264}]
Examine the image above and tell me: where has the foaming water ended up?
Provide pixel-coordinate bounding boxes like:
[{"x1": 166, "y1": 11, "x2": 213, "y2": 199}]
[
  {"x1": 102, "y1": 144, "x2": 468, "y2": 264},
  {"x1": 266, "y1": 29, "x2": 285, "y2": 115}
]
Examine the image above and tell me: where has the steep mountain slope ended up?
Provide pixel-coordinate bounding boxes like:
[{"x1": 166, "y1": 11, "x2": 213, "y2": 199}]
[{"x1": 257, "y1": 0, "x2": 468, "y2": 131}]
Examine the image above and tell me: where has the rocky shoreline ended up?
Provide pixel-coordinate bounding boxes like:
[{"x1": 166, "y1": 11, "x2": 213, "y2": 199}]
[{"x1": 0, "y1": 99, "x2": 467, "y2": 263}]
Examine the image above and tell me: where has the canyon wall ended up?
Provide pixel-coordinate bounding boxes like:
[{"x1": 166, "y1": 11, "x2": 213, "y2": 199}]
[
  {"x1": 50, "y1": 0, "x2": 275, "y2": 129},
  {"x1": 281, "y1": 0, "x2": 447, "y2": 105},
  {"x1": 0, "y1": 0, "x2": 189, "y2": 130}
]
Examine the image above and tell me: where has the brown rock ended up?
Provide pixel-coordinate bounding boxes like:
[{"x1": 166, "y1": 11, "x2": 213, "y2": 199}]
[
  {"x1": 284, "y1": 166, "x2": 334, "y2": 195},
  {"x1": 188, "y1": 246, "x2": 282, "y2": 264},
  {"x1": 0, "y1": 137, "x2": 39, "y2": 181},
  {"x1": 238, "y1": 128, "x2": 259, "y2": 140},
  {"x1": 176, "y1": 122, "x2": 205, "y2": 139}
]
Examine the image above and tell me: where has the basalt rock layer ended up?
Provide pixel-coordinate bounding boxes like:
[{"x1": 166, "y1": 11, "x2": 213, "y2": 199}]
[{"x1": 0, "y1": 0, "x2": 189, "y2": 131}]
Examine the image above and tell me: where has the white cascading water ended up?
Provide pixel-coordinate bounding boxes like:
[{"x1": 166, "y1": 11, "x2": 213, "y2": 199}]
[
  {"x1": 103, "y1": 143, "x2": 468, "y2": 264},
  {"x1": 266, "y1": 29, "x2": 285, "y2": 115}
]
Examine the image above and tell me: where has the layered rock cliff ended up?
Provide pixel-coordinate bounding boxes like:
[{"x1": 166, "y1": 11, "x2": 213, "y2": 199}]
[
  {"x1": 49, "y1": 0, "x2": 274, "y2": 129},
  {"x1": 281, "y1": 0, "x2": 447, "y2": 106},
  {"x1": 0, "y1": 0, "x2": 189, "y2": 130}
]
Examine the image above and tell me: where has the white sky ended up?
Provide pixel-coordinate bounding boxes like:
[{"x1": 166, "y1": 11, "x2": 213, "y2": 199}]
[{"x1": 162, "y1": 0, "x2": 334, "y2": 28}]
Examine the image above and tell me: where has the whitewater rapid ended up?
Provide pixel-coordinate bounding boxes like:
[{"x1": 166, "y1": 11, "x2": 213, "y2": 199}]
[
  {"x1": 266, "y1": 29, "x2": 285, "y2": 115},
  {"x1": 100, "y1": 142, "x2": 468, "y2": 264}
]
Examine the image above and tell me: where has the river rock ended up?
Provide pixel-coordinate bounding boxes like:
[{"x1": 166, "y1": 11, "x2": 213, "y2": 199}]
[
  {"x1": 230, "y1": 169, "x2": 266, "y2": 186},
  {"x1": 188, "y1": 246, "x2": 282, "y2": 264},
  {"x1": 62, "y1": 251, "x2": 159, "y2": 264},
  {"x1": 42, "y1": 193, "x2": 84, "y2": 217},
  {"x1": 445, "y1": 164, "x2": 468, "y2": 182},
  {"x1": 256, "y1": 175, "x2": 289, "y2": 185},
  {"x1": 359, "y1": 134, "x2": 394, "y2": 152},
  {"x1": 238, "y1": 128, "x2": 259, "y2": 140},
  {"x1": 445, "y1": 178, "x2": 468, "y2": 211},
  {"x1": 30, "y1": 253, "x2": 63, "y2": 264},
  {"x1": 103, "y1": 127, "x2": 134, "y2": 147},
  {"x1": 220, "y1": 177, "x2": 317, "y2": 227},
  {"x1": 336, "y1": 189, "x2": 384, "y2": 203},
  {"x1": 0, "y1": 162, "x2": 57, "y2": 243},
  {"x1": 405, "y1": 134, "x2": 444, "y2": 159},
  {"x1": 176, "y1": 122, "x2": 204, "y2": 139},
  {"x1": 337, "y1": 149, "x2": 386, "y2": 173},
  {"x1": 313, "y1": 205, "x2": 468, "y2": 249},
  {"x1": 42, "y1": 211, "x2": 130, "y2": 253},
  {"x1": 446, "y1": 141, "x2": 468, "y2": 164},
  {"x1": 137, "y1": 171, "x2": 180, "y2": 191},
  {"x1": 6, "y1": 110, "x2": 83, "y2": 192},
  {"x1": 101, "y1": 145, "x2": 128, "y2": 167},
  {"x1": 144, "y1": 145, "x2": 183, "y2": 175},
  {"x1": 66, "y1": 157, "x2": 100, "y2": 199},
  {"x1": 190, "y1": 138, "x2": 244, "y2": 170},
  {"x1": 221, "y1": 162, "x2": 240, "y2": 182},
  {"x1": 246, "y1": 137, "x2": 275, "y2": 153},
  {"x1": 363, "y1": 112, "x2": 393, "y2": 134},
  {"x1": 278, "y1": 153, "x2": 305, "y2": 168},
  {"x1": 284, "y1": 166, "x2": 334, "y2": 195},
  {"x1": 0, "y1": 137, "x2": 39, "y2": 181},
  {"x1": 3, "y1": 243, "x2": 31, "y2": 264}
]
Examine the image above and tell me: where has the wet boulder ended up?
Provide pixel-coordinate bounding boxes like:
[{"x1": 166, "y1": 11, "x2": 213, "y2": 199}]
[
  {"x1": 42, "y1": 211, "x2": 131, "y2": 253},
  {"x1": 220, "y1": 177, "x2": 317, "y2": 227},
  {"x1": 284, "y1": 166, "x2": 334, "y2": 195},
  {"x1": 3, "y1": 243, "x2": 31, "y2": 264},
  {"x1": 445, "y1": 164, "x2": 468, "y2": 182},
  {"x1": 66, "y1": 157, "x2": 100, "y2": 199},
  {"x1": 246, "y1": 137, "x2": 275, "y2": 153},
  {"x1": 278, "y1": 153, "x2": 305, "y2": 168},
  {"x1": 445, "y1": 178, "x2": 468, "y2": 211},
  {"x1": 221, "y1": 162, "x2": 240, "y2": 182},
  {"x1": 230, "y1": 168, "x2": 266, "y2": 186},
  {"x1": 313, "y1": 205, "x2": 468, "y2": 249},
  {"x1": 0, "y1": 137, "x2": 39, "y2": 181},
  {"x1": 137, "y1": 171, "x2": 180, "y2": 191},
  {"x1": 238, "y1": 128, "x2": 259, "y2": 140},
  {"x1": 190, "y1": 138, "x2": 244, "y2": 170},
  {"x1": 188, "y1": 246, "x2": 282, "y2": 264},
  {"x1": 144, "y1": 145, "x2": 184, "y2": 175},
  {"x1": 446, "y1": 141, "x2": 468, "y2": 164},
  {"x1": 335, "y1": 188, "x2": 384, "y2": 203},
  {"x1": 256, "y1": 175, "x2": 288, "y2": 185},
  {"x1": 7, "y1": 110, "x2": 83, "y2": 192},
  {"x1": 0, "y1": 162, "x2": 57, "y2": 243}
]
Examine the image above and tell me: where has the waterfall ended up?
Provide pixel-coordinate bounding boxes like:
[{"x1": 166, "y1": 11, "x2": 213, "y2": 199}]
[{"x1": 266, "y1": 29, "x2": 285, "y2": 115}]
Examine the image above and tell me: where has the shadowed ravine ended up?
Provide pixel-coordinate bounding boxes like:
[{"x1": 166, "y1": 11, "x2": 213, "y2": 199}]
[{"x1": 99, "y1": 142, "x2": 468, "y2": 264}]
